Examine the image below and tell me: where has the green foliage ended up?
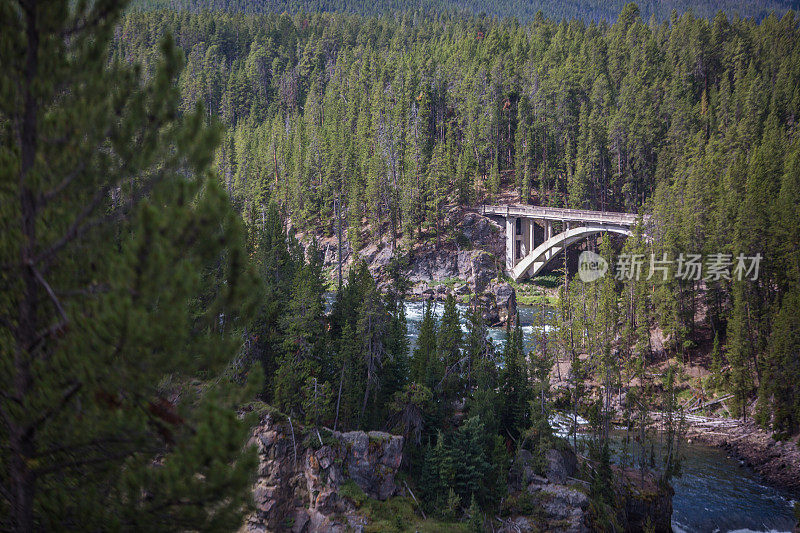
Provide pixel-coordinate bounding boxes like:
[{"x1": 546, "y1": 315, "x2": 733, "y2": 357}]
[
  {"x1": 467, "y1": 494, "x2": 483, "y2": 532},
  {"x1": 339, "y1": 479, "x2": 369, "y2": 507},
  {"x1": 131, "y1": 0, "x2": 795, "y2": 23},
  {"x1": 411, "y1": 301, "x2": 440, "y2": 391},
  {"x1": 418, "y1": 416, "x2": 507, "y2": 517},
  {"x1": 501, "y1": 316, "x2": 532, "y2": 441},
  {"x1": 0, "y1": 0, "x2": 262, "y2": 528},
  {"x1": 8, "y1": 0, "x2": 799, "y2": 525},
  {"x1": 388, "y1": 383, "x2": 432, "y2": 446}
]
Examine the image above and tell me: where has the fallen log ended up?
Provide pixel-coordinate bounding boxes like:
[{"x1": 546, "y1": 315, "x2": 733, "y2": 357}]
[{"x1": 689, "y1": 394, "x2": 733, "y2": 412}]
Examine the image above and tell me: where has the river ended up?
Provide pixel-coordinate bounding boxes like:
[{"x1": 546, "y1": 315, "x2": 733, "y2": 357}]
[{"x1": 402, "y1": 300, "x2": 799, "y2": 533}]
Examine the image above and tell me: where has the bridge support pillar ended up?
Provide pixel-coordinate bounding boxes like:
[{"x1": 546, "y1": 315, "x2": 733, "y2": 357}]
[
  {"x1": 527, "y1": 219, "x2": 535, "y2": 257},
  {"x1": 544, "y1": 220, "x2": 553, "y2": 261},
  {"x1": 505, "y1": 216, "x2": 516, "y2": 271}
]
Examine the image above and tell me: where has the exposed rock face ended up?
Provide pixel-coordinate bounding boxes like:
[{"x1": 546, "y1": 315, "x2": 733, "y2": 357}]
[
  {"x1": 337, "y1": 431, "x2": 403, "y2": 500},
  {"x1": 244, "y1": 413, "x2": 403, "y2": 533},
  {"x1": 298, "y1": 209, "x2": 518, "y2": 324},
  {"x1": 504, "y1": 448, "x2": 590, "y2": 533},
  {"x1": 458, "y1": 211, "x2": 504, "y2": 253},
  {"x1": 613, "y1": 466, "x2": 674, "y2": 533},
  {"x1": 545, "y1": 447, "x2": 578, "y2": 484},
  {"x1": 504, "y1": 447, "x2": 673, "y2": 533},
  {"x1": 486, "y1": 280, "x2": 517, "y2": 325},
  {"x1": 406, "y1": 248, "x2": 497, "y2": 293}
]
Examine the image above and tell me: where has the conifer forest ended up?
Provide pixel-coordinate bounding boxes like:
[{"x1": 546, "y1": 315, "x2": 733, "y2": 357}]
[{"x1": 2, "y1": 0, "x2": 800, "y2": 531}]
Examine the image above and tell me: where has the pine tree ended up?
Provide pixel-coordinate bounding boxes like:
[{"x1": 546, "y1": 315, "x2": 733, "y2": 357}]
[
  {"x1": 0, "y1": 1, "x2": 261, "y2": 529},
  {"x1": 500, "y1": 316, "x2": 531, "y2": 442},
  {"x1": 450, "y1": 416, "x2": 491, "y2": 506},
  {"x1": 275, "y1": 240, "x2": 327, "y2": 416},
  {"x1": 438, "y1": 294, "x2": 463, "y2": 401},
  {"x1": 250, "y1": 201, "x2": 297, "y2": 400},
  {"x1": 468, "y1": 494, "x2": 483, "y2": 532},
  {"x1": 418, "y1": 438, "x2": 445, "y2": 513},
  {"x1": 411, "y1": 300, "x2": 440, "y2": 390}
]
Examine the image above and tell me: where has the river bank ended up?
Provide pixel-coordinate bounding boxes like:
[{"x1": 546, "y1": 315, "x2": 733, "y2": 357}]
[{"x1": 681, "y1": 415, "x2": 800, "y2": 494}]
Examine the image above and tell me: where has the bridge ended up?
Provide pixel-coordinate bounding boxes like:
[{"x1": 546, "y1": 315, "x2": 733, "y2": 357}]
[{"x1": 481, "y1": 204, "x2": 644, "y2": 280}]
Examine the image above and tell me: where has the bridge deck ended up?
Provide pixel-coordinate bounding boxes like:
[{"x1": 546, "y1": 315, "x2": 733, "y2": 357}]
[{"x1": 481, "y1": 204, "x2": 642, "y2": 226}]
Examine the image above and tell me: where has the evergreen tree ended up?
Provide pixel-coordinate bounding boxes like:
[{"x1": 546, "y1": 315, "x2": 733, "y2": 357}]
[
  {"x1": 411, "y1": 300, "x2": 440, "y2": 390},
  {"x1": 250, "y1": 201, "x2": 297, "y2": 400},
  {"x1": 418, "y1": 437, "x2": 446, "y2": 514},
  {"x1": 275, "y1": 239, "x2": 327, "y2": 416},
  {"x1": 438, "y1": 294, "x2": 463, "y2": 401},
  {"x1": 450, "y1": 416, "x2": 492, "y2": 507},
  {"x1": 0, "y1": 1, "x2": 261, "y2": 529},
  {"x1": 500, "y1": 316, "x2": 531, "y2": 442}
]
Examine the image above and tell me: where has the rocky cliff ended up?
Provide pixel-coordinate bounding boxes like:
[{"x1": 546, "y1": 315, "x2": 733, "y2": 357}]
[
  {"x1": 299, "y1": 207, "x2": 518, "y2": 325},
  {"x1": 243, "y1": 412, "x2": 403, "y2": 532},
  {"x1": 502, "y1": 446, "x2": 591, "y2": 533}
]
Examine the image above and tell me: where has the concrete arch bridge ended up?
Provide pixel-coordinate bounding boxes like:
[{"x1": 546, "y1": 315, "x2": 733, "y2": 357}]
[{"x1": 481, "y1": 204, "x2": 645, "y2": 281}]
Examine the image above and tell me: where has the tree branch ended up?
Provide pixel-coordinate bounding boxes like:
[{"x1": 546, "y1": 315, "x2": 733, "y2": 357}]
[
  {"x1": 61, "y1": 3, "x2": 117, "y2": 39},
  {"x1": 33, "y1": 435, "x2": 137, "y2": 459},
  {"x1": 33, "y1": 184, "x2": 109, "y2": 266},
  {"x1": 34, "y1": 450, "x2": 134, "y2": 477},
  {"x1": 24, "y1": 381, "x2": 82, "y2": 437},
  {"x1": 0, "y1": 480, "x2": 11, "y2": 503},
  {"x1": 37, "y1": 160, "x2": 86, "y2": 206},
  {"x1": 36, "y1": 166, "x2": 169, "y2": 268},
  {"x1": 31, "y1": 266, "x2": 67, "y2": 324}
]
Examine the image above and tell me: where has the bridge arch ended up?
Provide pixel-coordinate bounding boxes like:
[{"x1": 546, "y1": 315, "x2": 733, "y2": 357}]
[
  {"x1": 510, "y1": 224, "x2": 631, "y2": 280},
  {"x1": 480, "y1": 204, "x2": 644, "y2": 281}
]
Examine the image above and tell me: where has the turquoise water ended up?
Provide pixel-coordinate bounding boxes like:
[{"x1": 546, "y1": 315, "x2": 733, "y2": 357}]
[
  {"x1": 403, "y1": 299, "x2": 549, "y2": 355},
  {"x1": 667, "y1": 439, "x2": 796, "y2": 533}
]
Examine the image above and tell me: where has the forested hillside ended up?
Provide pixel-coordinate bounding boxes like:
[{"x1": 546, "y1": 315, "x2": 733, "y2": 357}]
[
  {"x1": 3, "y1": 0, "x2": 800, "y2": 529},
  {"x1": 114, "y1": 5, "x2": 800, "y2": 434},
  {"x1": 131, "y1": 0, "x2": 799, "y2": 24}
]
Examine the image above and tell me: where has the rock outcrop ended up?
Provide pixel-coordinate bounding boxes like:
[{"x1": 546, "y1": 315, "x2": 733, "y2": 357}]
[
  {"x1": 503, "y1": 446, "x2": 673, "y2": 533},
  {"x1": 243, "y1": 412, "x2": 672, "y2": 533},
  {"x1": 612, "y1": 466, "x2": 674, "y2": 533},
  {"x1": 244, "y1": 413, "x2": 403, "y2": 532},
  {"x1": 503, "y1": 447, "x2": 590, "y2": 533},
  {"x1": 406, "y1": 248, "x2": 497, "y2": 293},
  {"x1": 299, "y1": 207, "x2": 519, "y2": 324}
]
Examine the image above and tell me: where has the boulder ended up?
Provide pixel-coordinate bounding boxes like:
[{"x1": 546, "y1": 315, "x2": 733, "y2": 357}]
[
  {"x1": 456, "y1": 249, "x2": 496, "y2": 292},
  {"x1": 338, "y1": 431, "x2": 403, "y2": 500},
  {"x1": 545, "y1": 447, "x2": 578, "y2": 484},
  {"x1": 505, "y1": 447, "x2": 590, "y2": 533},
  {"x1": 458, "y1": 211, "x2": 503, "y2": 254},
  {"x1": 487, "y1": 280, "x2": 517, "y2": 324},
  {"x1": 537, "y1": 484, "x2": 590, "y2": 532}
]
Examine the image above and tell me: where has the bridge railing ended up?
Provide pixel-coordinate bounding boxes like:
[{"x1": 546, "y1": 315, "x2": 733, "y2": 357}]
[{"x1": 481, "y1": 204, "x2": 644, "y2": 226}]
